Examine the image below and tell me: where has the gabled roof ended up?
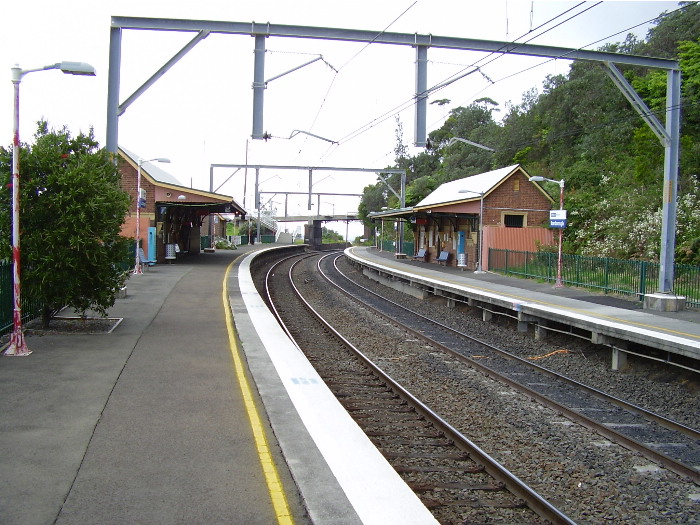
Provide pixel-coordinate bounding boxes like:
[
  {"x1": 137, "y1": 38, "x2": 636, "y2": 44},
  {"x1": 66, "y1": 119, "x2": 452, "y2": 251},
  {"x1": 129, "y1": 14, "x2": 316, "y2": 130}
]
[
  {"x1": 414, "y1": 164, "x2": 522, "y2": 210},
  {"x1": 119, "y1": 147, "x2": 237, "y2": 202},
  {"x1": 119, "y1": 147, "x2": 247, "y2": 216},
  {"x1": 120, "y1": 147, "x2": 183, "y2": 186}
]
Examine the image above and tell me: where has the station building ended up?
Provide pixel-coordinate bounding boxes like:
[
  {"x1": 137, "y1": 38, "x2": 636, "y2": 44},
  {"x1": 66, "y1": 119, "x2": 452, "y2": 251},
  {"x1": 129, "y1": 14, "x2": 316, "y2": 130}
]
[
  {"x1": 118, "y1": 148, "x2": 246, "y2": 263},
  {"x1": 370, "y1": 165, "x2": 556, "y2": 271}
]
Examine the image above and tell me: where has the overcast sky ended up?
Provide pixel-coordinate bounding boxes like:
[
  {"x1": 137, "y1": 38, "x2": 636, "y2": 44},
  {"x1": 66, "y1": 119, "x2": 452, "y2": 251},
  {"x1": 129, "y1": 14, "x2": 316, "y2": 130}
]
[{"x1": 3, "y1": 0, "x2": 682, "y2": 238}]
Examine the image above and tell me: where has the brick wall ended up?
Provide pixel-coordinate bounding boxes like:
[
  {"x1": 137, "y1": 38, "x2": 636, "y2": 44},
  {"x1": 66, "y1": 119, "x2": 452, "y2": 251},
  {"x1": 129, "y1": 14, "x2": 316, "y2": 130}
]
[
  {"x1": 484, "y1": 171, "x2": 551, "y2": 227},
  {"x1": 119, "y1": 162, "x2": 157, "y2": 215}
]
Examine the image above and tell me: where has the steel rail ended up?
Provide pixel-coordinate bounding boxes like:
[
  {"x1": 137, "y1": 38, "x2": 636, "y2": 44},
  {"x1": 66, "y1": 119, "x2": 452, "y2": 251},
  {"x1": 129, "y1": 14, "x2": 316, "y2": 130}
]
[
  {"x1": 324, "y1": 253, "x2": 700, "y2": 485},
  {"x1": 263, "y1": 252, "x2": 317, "y2": 351},
  {"x1": 273, "y1": 253, "x2": 577, "y2": 525}
]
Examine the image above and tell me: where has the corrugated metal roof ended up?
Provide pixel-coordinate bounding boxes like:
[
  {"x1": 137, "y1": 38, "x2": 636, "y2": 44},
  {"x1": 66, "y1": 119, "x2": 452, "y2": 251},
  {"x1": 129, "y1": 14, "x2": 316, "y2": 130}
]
[
  {"x1": 119, "y1": 147, "x2": 184, "y2": 186},
  {"x1": 414, "y1": 164, "x2": 520, "y2": 209}
]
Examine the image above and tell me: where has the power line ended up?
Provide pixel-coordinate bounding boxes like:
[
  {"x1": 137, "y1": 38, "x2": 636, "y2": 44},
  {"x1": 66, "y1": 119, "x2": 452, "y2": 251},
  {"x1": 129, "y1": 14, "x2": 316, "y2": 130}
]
[
  {"x1": 429, "y1": 3, "x2": 688, "y2": 130},
  {"x1": 334, "y1": 2, "x2": 596, "y2": 147},
  {"x1": 323, "y1": 2, "x2": 687, "y2": 162},
  {"x1": 297, "y1": 1, "x2": 418, "y2": 159}
]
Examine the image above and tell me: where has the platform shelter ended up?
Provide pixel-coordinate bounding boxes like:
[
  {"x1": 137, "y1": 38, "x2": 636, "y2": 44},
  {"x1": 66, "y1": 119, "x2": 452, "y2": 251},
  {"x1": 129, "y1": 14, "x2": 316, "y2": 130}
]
[
  {"x1": 119, "y1": 148, "x2": 246, "y2": 262},
  {"x1": 370, "y1": 165, "x2": 555, "y2": 270}
]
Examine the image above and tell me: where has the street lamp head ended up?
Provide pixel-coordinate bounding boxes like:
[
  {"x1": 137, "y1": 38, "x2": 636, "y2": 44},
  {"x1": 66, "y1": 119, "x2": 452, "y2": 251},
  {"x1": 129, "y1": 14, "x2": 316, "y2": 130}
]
[
  {"x1": 139, "y1": 157, "x2": 171, "y2": 166},
  {"x1": 12, "y1": 61, "x2": 96, "y2": 82},
  {"x1": 58, "y1": 61, "x2": 96, "y2": 76},
  {"x1": 529, "y1": 175, "x2": 564, "y2": 188}
]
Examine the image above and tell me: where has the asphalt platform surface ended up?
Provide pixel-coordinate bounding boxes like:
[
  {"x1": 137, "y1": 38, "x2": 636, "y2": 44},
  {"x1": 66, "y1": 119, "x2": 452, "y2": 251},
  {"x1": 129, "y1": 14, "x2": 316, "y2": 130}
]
[{"x1": 0, "y1": 246, "x2": 307, "y2": 525}]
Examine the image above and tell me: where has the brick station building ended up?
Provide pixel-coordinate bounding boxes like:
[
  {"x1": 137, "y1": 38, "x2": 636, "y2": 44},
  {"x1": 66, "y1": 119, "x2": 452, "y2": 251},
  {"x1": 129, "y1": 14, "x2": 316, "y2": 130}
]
[
  {"x1": 370, "y1": 164, "x2": 555, "y2": 271},
  {"x1": 118, "y1": 148, "x2": 246, "y2": 263}
]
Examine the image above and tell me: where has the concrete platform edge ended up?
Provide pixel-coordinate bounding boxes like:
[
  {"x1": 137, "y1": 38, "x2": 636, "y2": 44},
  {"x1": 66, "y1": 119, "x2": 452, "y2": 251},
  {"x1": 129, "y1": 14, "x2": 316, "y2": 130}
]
[
  {"x1": 230, "y1": 252, "x2": 362, "y2": 525},
  {"x1": 234, "y1": 247, "x2": 439, "y2": 525}
]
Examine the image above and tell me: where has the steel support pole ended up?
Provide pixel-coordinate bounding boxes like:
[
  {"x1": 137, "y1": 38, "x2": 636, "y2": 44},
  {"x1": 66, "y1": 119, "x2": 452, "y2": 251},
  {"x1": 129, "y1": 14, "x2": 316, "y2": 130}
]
[
  {"x1": 414, "y1": 45, "x2": 428, "y2": 147},
  {"x1": 251, "y1": 34, "x2": 267, "y2": 140},
  {"x1": 476, "y1": 194, "x2": 485, "y2": 273},
  {"x1": 658, "y1": 68, "x2": 681, "y2": 293},
  {"x1": 398, "y1": 170, "x2": 406, "y2": 253},
  {"x1": 106, "y1": 26, "x2": 122, "y2": 154},
  {"x1": 255, "y1": 168, "x2": 261, "y2": 243}
]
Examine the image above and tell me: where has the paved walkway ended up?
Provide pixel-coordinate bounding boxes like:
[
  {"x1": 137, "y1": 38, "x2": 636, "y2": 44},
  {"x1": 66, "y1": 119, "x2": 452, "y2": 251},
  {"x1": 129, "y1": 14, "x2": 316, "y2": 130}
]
[{"x1": 0, "y1": 247, "x2": 307, "y2": 525}]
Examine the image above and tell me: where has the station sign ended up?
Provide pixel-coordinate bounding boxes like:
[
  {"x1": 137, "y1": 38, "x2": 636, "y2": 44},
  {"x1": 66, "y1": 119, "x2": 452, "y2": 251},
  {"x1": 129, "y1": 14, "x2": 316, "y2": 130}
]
[{"x1": 550, "y1": 209, "x2": 567, "y2": 228}]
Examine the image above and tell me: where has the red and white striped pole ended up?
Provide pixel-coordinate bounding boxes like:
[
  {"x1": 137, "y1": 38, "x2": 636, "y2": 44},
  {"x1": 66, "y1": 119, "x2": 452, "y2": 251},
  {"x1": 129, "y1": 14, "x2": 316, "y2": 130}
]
[
  {"x1": 4, "y1": 62, "x2": 95, "y2": 356},
  {"x1": 5, "y1": 65, "x2": 30, "y2": 356},
  {"x1": 133, "y1": 160, "x2": 144, "y2": 275}
]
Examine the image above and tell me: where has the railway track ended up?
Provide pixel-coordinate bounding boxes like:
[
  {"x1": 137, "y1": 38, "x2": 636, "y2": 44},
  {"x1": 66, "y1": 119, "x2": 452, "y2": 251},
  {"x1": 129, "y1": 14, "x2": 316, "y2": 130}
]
[
  {"x1": 315, "y1": 252, "x2": 700, "y2": 485},
  {"x1": 263, "y1": 252, "x2": 575, "y2": 525}
]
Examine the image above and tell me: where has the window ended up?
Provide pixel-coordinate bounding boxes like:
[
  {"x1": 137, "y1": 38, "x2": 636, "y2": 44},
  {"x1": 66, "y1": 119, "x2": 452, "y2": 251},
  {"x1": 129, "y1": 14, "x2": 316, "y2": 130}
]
[
  {"x1": 504, "y1": 214, "x2": 524, "y2": 228},
  {"x1": 513, "y1": 179, "x2": 520, "y2": 192}
]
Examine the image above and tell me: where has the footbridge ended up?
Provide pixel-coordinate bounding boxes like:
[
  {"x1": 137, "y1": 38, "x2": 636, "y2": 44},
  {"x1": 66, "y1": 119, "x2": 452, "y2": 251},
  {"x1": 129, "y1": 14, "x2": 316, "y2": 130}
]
[{"x1": 274, "y1": 213, "x2": 360, "y2": 222}]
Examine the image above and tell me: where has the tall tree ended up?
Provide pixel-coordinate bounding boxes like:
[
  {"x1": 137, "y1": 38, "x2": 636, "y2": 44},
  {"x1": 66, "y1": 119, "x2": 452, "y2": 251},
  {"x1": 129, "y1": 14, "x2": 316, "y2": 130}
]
[{"x1": 0, "y1": 122, "x2": 131, "y2": 327}]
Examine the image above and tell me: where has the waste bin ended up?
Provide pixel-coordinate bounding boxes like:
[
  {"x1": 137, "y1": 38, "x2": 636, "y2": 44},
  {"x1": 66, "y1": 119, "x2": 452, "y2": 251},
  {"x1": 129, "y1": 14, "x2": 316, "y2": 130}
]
[
  {"x1": 165, "y1": 243, "x2": 177, "y2": 263},
  {"x1": 457, "y1": 253, "x2": 467, "y2": 270}
]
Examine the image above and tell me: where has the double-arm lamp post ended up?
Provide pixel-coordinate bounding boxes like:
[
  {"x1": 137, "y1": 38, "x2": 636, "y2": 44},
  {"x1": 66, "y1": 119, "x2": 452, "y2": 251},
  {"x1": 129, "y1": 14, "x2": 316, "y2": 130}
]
[
  {"x1": 133, "y1": 157, "x2": 170, "y2": 275},
  {"x1": 449, "y1": 136, "x2": 493, "y2": 274},
  {"x1": 5, "y1": 62, "x2": 95, "y2": 357},
  {"x1": 529, "y1": 176, "x2": 566, "y2": 288}
]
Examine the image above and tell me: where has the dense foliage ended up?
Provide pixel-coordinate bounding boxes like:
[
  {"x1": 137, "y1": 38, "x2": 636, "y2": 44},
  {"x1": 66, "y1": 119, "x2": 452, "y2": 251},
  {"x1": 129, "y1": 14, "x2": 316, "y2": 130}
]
[
  {"x1": 322, "y1": 226, "x2": 345, "y2": 243},
  {"x1": 359, "y1": 2, "x2": 700, "y2": 264},
  {"x1": 0, "y1": 122, "x2": 131, "y2": 326}
]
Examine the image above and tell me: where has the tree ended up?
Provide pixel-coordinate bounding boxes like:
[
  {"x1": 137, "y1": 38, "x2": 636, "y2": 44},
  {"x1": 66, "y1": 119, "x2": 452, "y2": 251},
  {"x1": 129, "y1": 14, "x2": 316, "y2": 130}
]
[
  {"x1": 358, "y1": 182, "x2": 388, "y2": 228},
  {"x1": 321, "y1": 226, "x2": 344, "y2": 243},
  {"x1": 355, "y1": 2, "x2": 700, "y2": 263},
  {"x1": 0, "y1": 122, "x2": 131, "y2": 327}
]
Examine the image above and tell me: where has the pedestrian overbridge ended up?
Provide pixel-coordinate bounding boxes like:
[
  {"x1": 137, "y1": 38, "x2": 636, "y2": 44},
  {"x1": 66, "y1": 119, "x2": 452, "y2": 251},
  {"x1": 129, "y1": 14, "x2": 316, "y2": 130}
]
[{"x1": 274, "y1": 213, "x2": 360, "y2": 222}]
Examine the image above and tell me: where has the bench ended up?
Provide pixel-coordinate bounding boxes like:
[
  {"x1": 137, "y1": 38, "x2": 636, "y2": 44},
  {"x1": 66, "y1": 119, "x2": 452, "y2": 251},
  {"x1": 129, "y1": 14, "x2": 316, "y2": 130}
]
[
  {"x1": 436, "y1": 251, "x2": 450, "y2": 266},
  {"x1": 412, "y1": 248, "x2": 427, "y2": 261},
  {"x1": 138, "y1": 248, "x2": 156, "y2": 271},
  {"x1": 395, "y1": 253, "x2": 407, "y2": 259}
]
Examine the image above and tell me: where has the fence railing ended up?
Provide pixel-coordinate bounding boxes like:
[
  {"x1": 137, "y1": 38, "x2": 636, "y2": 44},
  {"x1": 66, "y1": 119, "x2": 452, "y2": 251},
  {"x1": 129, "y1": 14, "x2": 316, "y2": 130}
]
[
  {"x1": 378, "y1": 240, "x2": 415, "y2": 254},
  {"x1": 488, "y1": 249, "x2": 700, "y2": 309},
  {"x1": 1, "y1": 261, "x2": 43, "y2": 336}
]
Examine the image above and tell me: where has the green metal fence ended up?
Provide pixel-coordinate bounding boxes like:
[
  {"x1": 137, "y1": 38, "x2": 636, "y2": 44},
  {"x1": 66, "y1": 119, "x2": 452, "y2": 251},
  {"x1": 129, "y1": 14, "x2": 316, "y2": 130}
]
[
  {"x1": 488, "y1": 249, "x2": 700, "y2": 309},
  {"x1": 378, "y1": 240, "x2": 414, "y2": 255},
  {"x1": 0, "y1": 260, "x2": 43, "y2": 336}
]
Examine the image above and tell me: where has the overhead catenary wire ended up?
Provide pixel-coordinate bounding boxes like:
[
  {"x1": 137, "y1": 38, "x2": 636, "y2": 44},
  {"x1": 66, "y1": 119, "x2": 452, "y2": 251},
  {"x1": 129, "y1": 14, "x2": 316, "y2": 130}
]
[
  {"x1": 335, "y1": 2, "x2": 687, "y2": 156},
  {"x1": 293, "y1": 1, "x2": 418, "y2": 161},
  {"x1": 431, "y1": 3, "x2": 687, "y2": 130},
  {"x1": 333, "y1": 2, "x2": 598, "y2": 148}
]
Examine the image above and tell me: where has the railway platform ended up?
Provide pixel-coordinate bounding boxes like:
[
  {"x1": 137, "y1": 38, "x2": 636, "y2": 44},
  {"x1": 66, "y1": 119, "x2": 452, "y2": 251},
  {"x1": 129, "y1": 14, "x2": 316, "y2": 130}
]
[
  {"x1": 346, "y1": 246, "x2": 700, "y2": 368},
  {"x1": 0, "y1": 244, "x2": 437, "y2": 525},
  {"x1": 5, "y1": 242, "x2": 699, "y2": 525}
]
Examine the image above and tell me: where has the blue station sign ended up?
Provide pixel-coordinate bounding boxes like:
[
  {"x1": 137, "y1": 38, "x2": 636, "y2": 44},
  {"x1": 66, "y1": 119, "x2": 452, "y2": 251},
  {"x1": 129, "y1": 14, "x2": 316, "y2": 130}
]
[{"x1": 550, "y1": 210, "x2": 567, "y2": 229}]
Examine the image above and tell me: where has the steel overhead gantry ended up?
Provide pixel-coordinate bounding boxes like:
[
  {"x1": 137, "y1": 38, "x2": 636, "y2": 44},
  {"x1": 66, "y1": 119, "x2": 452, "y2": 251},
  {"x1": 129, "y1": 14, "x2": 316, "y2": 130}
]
[
  {"x1": 107, "y1": 16, "x2": 681, "y2": 297},
  {"x1": 209, "y1": 163, "x2": 406, "y2": 249},
  {"x1": 256, "y1": 191, "x2": 364, "y2": 221}
]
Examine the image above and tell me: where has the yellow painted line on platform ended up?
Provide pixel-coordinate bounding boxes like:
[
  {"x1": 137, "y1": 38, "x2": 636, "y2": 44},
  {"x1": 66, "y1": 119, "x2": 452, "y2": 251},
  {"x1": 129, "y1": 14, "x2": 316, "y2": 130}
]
[
  {"x1": 349, "y1": 248, "x2": 700, "y2": 342},
  {"x1": 223, "y1": 262, "x2": 294, "y2": 525}
]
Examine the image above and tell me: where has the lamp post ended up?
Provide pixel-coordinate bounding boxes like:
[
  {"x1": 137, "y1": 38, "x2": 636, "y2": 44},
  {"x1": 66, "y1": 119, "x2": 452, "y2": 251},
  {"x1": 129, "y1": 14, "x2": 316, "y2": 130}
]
[
  {"x1": 5, "y1": 61, "x2": 95, "y2": 357},
  {"x1": 133, "y1": 157, "x2": 170, "y2": 274},
  {"x1": 529, "y1": 176, "x2": 565, "y2": 288},
  {"x1": 380, "y1": 207, "x2": 388, "y2": 251},
  {"x1": 457, "y1": 189, "x2": 485, "y2": 273}
]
